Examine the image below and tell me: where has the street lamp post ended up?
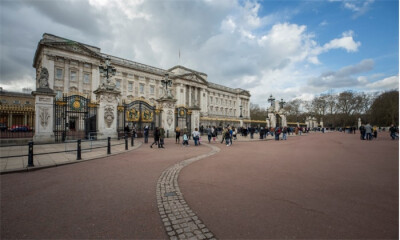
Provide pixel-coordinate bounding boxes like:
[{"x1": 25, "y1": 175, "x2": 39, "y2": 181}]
[
  {"x1": 279, "y1": 98, "x2": 286, "y2": 109},
  {"x1": 268, "y1": 94, "x2": 275, "y2": 107}
]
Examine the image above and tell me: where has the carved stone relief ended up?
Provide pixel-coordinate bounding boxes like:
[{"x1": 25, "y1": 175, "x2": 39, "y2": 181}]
[
  {"x1": 167, "y1": 110, "x2": 174, "y2": 127},
  {"x1": 104, "y1": 105, "x2": 115, "y2": 128},
  {"x1": 162, "y1": 102, "x2": 175, "y2": 109},
  {"x1": 39, "y1": 107, "x2": 50, "y2": 129},
  {"x1": 38, "y1": 67, "x2": 49, "y2": 88},
  {"x1": 100, "y1": 93, "x2": 117, "y2": 103}
]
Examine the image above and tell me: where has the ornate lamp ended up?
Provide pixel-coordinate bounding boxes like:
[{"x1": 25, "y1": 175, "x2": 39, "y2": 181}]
[
  {"x1": 268, "y1": 94, "x2": 275, "y2": 107},
  {"x1": 279, "y1": 98, "x2": 286, "y2": 109}
]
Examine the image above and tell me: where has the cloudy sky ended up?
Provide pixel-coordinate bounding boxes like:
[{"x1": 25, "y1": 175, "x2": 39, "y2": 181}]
[{"x1": 0, "y1": 0, "x2": 398, "y2": 107}]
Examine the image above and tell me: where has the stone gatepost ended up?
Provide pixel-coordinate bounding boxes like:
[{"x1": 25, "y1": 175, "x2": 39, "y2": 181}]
[
  {"x1": 157, "y1": 98, "x2": 177, "y2": 138},
  {"x1": 32, "y1": 67, "x2": 57, "y2": 143},
  {"x1": 190, "y1": 108, "x2": 201, "y2": 131},
  {"x1": 94, "y1": 88, "x2": 121, "y2": 139},
  {"x1": 32, "y1": 90, "x2": 56, "y2": 143}
]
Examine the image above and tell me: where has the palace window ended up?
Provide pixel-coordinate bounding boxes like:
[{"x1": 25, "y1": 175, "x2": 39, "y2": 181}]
[
  {"x1": 14, "y1": 100, "x2": 20, "y2": 104},
  {"x1": 128, "y1": 82, "x2": 133, "y2": 91},
  {"x1": 70, "y1": 71, "x2": 77, "y2": 81},
  {"x1": 1, "y1": 99, "x2": 6, "y2": 104},
  {"x1": 139, "y1": 84, "x2": 144, "y2": 94},
  {"x1": 116, "y1": 79, "x2": 121, "y2": 89},
  {"x1": 84, "y1": 63, "x2": 91, "y2": 68},
  {"x1": 83, "y1": 73, "x2": 90, "y2": 84},
  {"x1": 25, "y1": 101, "x2": 30, "y2": 105},
  {"x1": 56, "y1": 68, "x2": 63, "y2": 79},
  {"x1": 150, "y1": 85, "x2": 155, "y2": 95}
]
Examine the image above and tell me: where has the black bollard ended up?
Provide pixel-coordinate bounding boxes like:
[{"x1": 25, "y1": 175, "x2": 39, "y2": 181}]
[
  {"x1": 27, "y1": 141, "x2": 34, "y2": 167},
  {"x1": 107, "y1": 137, "x2": 111, "y2": 154},
  {"x1": 77, "y1": 139, "x2": 82, "y2": 160},
  {"x1": 125, "y1": 136, "x2": 128, "y2": 150},
  {"x1": 131, "y1": 134, "x2": 134, "y2": 146}
]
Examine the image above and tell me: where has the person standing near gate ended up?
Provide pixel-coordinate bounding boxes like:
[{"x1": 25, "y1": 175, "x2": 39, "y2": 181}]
[
  {"x1": 175, "y1": 126, "x2": 181, "y2": 144},
  {"x1": 144, "y1": 125, "x2": 149, "y2": 143},
  {"x1": 124, "y1": 124, "x2": 130, "y2": 137}
]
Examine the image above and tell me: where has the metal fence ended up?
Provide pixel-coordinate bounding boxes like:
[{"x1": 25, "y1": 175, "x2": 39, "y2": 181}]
[{"x1": 0, "y1": 135, "x2": 136, "y2": 170}]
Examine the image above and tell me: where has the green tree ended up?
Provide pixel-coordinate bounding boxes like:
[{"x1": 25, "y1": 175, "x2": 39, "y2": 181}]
[{"x1": 370, "y1": 90, "x2": 399, "y2": 126}]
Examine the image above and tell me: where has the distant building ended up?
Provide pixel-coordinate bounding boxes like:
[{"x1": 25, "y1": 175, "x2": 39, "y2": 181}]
[
  {"x1": 0, "y1": 89, "x2": 35, "y2": 129},
  {"x1": 33, "y1": 33, "x2": 251, "y2": 128}
]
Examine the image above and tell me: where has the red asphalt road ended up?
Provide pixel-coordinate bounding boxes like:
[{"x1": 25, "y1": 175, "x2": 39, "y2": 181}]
[
  {"x1": 1, "y1": 140, "x2": 211, "y2": 239},
  {"x1": 180, "y1": 132, "x2": 399, "y2": 239},
  {"x1": 1, "y1": 133, "x2": 398, "y2": 239}
]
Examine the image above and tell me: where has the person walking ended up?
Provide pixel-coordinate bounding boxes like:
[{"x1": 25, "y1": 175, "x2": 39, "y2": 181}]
[
  {"x1": 144, "y1": 125, "x2": 149, "y2": 143},
  {"x1": 389, "y1": 124, "x2": 398, "y2": 140},
  {"x1": 150, "y1": 127, "x2": 160, "y2": 148},
  {"x1": 124, "y1": 124, "x2": 130, "y2": 137},
  {"x1": 159, "y1": 126, "x2": 165, "y2": 148},
  {"x1": 282, "y1": 126, "x2": 288, "y2": 140},
  {"x1": 182, "y1": 132, "x2": 189, "y2": 146},
  {"x1": 175, "y1": 126, "x2": 181, "y2": 144},
  {"x1": 275, "y1": 127, "x2": 281, "y2": 141},
  {"x1": 220, "y1": 127, "x2": 226, "y2": 144},
  {"x1": 365, "y1": 123, "x2": 372, "y2": 140},
  {"x1": 207, "y1": 126, "x2": 212, "y2": 143},
  {"x1": 224, "y1": 127, "x2": 231, "y2": 146},
  {"x1": 192, "y1": 128, "x2": 200, "y2": 146},
  {"x1": 359, "y1": 125, "x2": 366, "y2": 140}
]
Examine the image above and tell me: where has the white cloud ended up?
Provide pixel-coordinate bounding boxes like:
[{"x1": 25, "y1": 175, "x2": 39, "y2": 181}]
[
  {"x1": 366, "y1": 76, "x2": 399, "y2": 90},
  {"x1": 0, "y1": 0, "x2": 389, "y2": 106},
  {"x1": 330, "y1": 0, "x2": 375, "y2": 18}
]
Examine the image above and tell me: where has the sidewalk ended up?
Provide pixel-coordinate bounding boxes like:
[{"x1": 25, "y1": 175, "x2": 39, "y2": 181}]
[{"x1": 0, "y1": 138, "x2": 142, "y2": 174}]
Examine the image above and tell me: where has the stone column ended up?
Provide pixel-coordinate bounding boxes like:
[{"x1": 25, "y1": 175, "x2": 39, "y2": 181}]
[
  {"x1": 91, "y1": 63, "x2": 100, "y2": 99},
  {"x1": 94, "y1": 88, "x2": 121, "y2": 139},
  {"x1": 78, "y1": 63, "x2": 84, "y2": 93},
  {"x1": 157, "y1": 98, "x2": 177, "y2": 137},
  {"x1": 32, "y1": 89, "x2": 56, "y2": 143},
  {"x1": 358, "y1": 118, "x2": 361, "y2": 128},
  {"x1": 188, "y1": 85, "x2": 192, "y2": 107},
  {"x1": 63, "y1": 60, "x2": 70, "y2": 93}
]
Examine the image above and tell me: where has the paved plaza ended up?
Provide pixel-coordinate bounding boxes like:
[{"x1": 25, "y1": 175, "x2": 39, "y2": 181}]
[{"x1": 1, "y1": 132, "x2": 398, "y2": 239}]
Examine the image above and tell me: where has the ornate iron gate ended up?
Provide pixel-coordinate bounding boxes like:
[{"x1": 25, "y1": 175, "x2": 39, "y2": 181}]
[
  {"x1": 120, "y1": 100, "x2": 158, "y2": 137},
  {"x1": 175, "y1": 106, "x2": 191, "y2": 134},
  {"x1": 54, "y1": 94, "x2": 98, "y2": 142}
]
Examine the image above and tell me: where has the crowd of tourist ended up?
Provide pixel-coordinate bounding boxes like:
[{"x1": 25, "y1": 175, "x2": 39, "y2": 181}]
[{"x1": 122, "y1": 122, "x2": 398, "y2": 149}]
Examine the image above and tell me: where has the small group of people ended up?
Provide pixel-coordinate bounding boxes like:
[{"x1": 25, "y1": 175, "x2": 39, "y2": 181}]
[
  {"x1": 174, "y1": 126, "x2": 201, "y2": 147},
  {"x1": 150, "y1": 126, "x2": 166, "y2": 148},
  {"x1": 359, "y1": 123, "x2": 378, "y2": 140}
]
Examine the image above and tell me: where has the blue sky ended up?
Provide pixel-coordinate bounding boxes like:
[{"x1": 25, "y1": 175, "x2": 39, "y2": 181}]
[{"x1": 0, "y1": 0, "x2": 398, "y2": 107}]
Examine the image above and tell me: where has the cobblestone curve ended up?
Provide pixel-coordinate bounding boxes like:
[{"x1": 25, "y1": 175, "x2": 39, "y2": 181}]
[{"x1": 156, "y1": 144, "x2": 220, "y2": 240}]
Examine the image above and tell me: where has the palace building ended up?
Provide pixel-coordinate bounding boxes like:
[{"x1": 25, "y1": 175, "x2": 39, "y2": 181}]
[{"x1": 33, "y1": 33, "x2": 251, "y2": 131}]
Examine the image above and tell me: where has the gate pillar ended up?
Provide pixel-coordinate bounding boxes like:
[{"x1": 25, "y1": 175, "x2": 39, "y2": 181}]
[
  {"x1": 157, "y1": 98, "x2": 177, "y2": 137},
  {"x1": 94, "y1": 88, "x2": 121, "y2": 139},
  {"x1": 32, "y1": 67, "x2": 57, "y2": 143},
  {"x1": 190, "y1": 109, "x2": 201, "y2": 131}
]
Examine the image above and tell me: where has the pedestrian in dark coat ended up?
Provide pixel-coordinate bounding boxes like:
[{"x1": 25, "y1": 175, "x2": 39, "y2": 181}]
[{"x1": 150, "y1": 127, "x2": 160, "y2": 148}]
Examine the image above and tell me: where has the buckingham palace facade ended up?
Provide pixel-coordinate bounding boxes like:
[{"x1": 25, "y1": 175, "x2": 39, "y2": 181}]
[{"x1": 33, "y1": 33, "x2": 251, "y2": 135}]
